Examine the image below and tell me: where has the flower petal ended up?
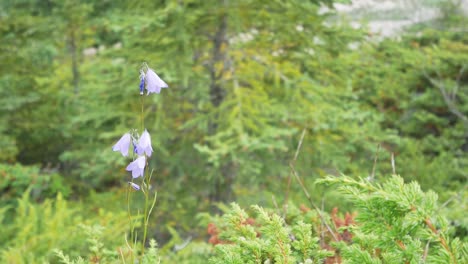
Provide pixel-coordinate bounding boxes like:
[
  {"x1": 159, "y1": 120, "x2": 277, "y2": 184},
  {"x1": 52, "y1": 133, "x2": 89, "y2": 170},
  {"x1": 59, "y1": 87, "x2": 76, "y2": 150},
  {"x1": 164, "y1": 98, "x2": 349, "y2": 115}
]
[
  {"x1": 146, "y1": 68, "x2": 168, "y2": 95},
  {"x1": 126, "y1": 156, "x2": 146, "y2": 178},
  {"x1": 136, "y1": 130, "x2": 153, "y2": 157},
  {"x1": 136, "y1": 155, "x2": 146, "y2": 169},
  {"x1": 112, "y1": 133, "x2": 131, "y2": 157},
  {"x1": 132, "y1": 168, "x2": 143, "y2": 178}
]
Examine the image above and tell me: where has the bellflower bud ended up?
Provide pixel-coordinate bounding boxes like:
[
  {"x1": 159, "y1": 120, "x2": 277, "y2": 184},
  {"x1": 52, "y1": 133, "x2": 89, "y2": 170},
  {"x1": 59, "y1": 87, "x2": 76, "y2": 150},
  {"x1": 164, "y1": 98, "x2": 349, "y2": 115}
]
[
  {"x1": 139, "y1": 70, "x2": 145, "y2": 95},
  {"x1": 129, "y1": 182, "x2": 141, "y2": 191}
]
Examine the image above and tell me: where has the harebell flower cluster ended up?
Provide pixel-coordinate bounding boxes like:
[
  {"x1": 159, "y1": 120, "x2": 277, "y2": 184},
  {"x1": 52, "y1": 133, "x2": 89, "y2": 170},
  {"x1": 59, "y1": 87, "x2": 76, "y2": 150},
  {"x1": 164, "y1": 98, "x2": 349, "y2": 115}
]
[{"x1": 112, "y1": 63, "x2": 168, "y2": 258}]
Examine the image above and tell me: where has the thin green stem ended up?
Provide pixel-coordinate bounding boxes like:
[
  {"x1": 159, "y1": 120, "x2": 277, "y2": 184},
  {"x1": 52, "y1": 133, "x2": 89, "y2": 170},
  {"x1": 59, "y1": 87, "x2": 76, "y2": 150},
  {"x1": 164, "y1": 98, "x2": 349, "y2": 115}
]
[
  {"x1": 139, "y1": 92, "x2": 149, "y2": 258},
  {"x1": 141, "y1": 172, "x2": 150, "y2": 257},
  {"x1": 126, "y1": 186, "x2": 135, "y2": 263},
  {"x1": 140, "y1": 95, "x2": 145, "y2": 132},
  {"x1": 147, "y1": 191, "x2": 158, "y2": 224}
]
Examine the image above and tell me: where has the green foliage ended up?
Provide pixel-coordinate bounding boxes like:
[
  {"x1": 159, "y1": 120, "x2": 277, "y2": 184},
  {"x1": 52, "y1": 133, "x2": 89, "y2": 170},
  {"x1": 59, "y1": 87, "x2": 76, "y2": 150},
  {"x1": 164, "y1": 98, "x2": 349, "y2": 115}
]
[
  {"x1": 158, "y1": 233, "x2": 213, "y2": 264},
  {"x1": 0, "y1": 0, "x2": 467, "y2": 262},
  {"x1": 210, "y1": 174, "x2": 467, "y2": 264},
  {"x1": 209, "y1": 203, "x2": 333, "y2": 263},
  {"x1": 0, "y1": 163, "x2": 70, "y2": 206},
  {"x1": 54, "y1": 225, "x2": 119, "y2": 264},
  {"x1": 345, "y1": 23, "x2": 468, "y2": 196},
  {"x1": 1, "y1": 0, "x2": 370, "y2": 198},
  {"x1": 141, "y1": 239, "x2": 161, "y2": 264},
  {"x1": 54, "y1": 230, "x2": 162, "y2": 264},
  {"x1": 318, "y1": 174, "x2": 467, "y2": 264},
  {"x1": 2, "y1": 0, "x2": 465, "y2": 209},
  {"x1": 0, "y1": 191, "x2": 128, "y2": 264}
]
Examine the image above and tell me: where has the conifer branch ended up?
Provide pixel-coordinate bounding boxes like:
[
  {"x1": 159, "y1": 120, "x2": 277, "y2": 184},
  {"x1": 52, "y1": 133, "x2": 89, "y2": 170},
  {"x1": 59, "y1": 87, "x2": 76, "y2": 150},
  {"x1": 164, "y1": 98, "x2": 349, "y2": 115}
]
[
  {"x1": 290, "y1": 163, "x2": 339, "y2": 242},
  {"x1": 284, "y1": 128, "x2": 306, "y2": 217},
  {"x1": 423, "y1": 71, "x2": 468, "y2": 124},
  {"x1": 424, "y1": 218, "x2": 457, "y2": 264}
]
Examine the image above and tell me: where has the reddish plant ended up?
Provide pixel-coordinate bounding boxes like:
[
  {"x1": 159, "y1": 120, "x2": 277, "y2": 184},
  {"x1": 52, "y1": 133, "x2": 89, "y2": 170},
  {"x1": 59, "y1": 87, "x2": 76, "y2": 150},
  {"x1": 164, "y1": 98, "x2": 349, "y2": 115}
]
[
  {"x1": 330, "y1": 207, "x2": 355, "y2": 243},
  {"x1": 323, "y1": 207, "x2": 356, "y2": 264},
  {"x1": 207, "y1": 222, "x2": 223, "y2": 245}
]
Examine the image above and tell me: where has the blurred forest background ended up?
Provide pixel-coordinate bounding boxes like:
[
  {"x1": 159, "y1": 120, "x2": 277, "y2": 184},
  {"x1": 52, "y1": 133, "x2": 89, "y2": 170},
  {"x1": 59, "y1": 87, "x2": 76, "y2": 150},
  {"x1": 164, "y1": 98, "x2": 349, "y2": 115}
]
[{"x1": 0, "y1": 0, "x2": 466, "y2": 263}]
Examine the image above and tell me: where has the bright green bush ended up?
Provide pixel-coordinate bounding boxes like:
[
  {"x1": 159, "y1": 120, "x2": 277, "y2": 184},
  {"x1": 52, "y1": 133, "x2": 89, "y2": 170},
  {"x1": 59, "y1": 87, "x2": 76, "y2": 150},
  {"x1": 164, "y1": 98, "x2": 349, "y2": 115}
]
[
  {"x1": 54, "y1": 232, "x2": 161, "y2": 264},
  {"x1": 318, "y1": 175, "x2": 467, "y2": 264},
  {"x1": 208, "y1": 175, "x2": 467, "y2": 263},
  {"x1": 208, "y1": 203, "x2": 333, "y2": 264},
  {"x1": 0, "y1": 163, "x2": 70, "y2": 206},
  {"x1": 0, "y1": 192, "x2": 129, "y2": 264}
]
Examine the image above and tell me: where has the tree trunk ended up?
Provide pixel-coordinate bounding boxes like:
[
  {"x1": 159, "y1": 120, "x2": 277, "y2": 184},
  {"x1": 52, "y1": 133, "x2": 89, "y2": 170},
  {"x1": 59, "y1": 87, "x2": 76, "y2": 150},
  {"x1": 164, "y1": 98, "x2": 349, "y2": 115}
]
[
  {"x1": 69, "y1": 28, "x2": 80, "y2": 95},
  {"x1": 208, "y1": 1, "x2": 236, "y2": 204}
]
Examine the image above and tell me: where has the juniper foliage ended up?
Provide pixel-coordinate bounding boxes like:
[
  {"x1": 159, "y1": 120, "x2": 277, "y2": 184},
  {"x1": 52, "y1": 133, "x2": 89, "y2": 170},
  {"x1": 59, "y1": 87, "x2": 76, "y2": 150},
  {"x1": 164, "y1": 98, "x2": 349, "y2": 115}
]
[
  {"x1": 318, "y1": 175, "x2": 467, "y2": 264},
  {"x1": 209, "y1": 203, "x2": 333, "y2": 264},
  {"x1": 209, "y1": 175, "x2": 467, "y2": 264}
]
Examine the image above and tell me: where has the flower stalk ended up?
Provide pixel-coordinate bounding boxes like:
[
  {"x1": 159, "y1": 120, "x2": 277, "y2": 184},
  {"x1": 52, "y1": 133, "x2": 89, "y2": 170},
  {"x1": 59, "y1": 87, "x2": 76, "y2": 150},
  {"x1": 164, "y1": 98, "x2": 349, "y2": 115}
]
[{"x1": 111, "y1": 63, "x2": 168, "y2": 260}]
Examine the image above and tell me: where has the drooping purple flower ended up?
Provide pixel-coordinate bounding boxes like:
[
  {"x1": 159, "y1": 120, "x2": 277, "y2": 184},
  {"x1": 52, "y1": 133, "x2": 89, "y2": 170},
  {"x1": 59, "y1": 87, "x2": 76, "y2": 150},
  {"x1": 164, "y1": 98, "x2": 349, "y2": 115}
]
[
  {"x1": 139, "y1": 70, "x2": 145, "y2": 95},
  {"x1": 112, "y1": 133, "x2": 131, "y2": 157},
  {"x1": 136, "y1": 129, "x2": 153, "y2": 157},
  {"x1": 128, "y1": 182, "x2": 140, "y2": 191},
  {"x1": 126, "y1": 156, "x2": 146, "y2": 178},
  {"x1": 145, "y1": 68, "x2": 168, "y2": 94}
]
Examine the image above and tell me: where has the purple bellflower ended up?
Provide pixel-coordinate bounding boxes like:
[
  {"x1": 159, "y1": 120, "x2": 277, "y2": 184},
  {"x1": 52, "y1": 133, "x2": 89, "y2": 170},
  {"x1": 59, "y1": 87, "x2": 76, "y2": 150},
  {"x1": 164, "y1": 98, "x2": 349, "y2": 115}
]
[
  {"x1": 112, "y1": 133, "x2": 131, "y2": 157},
  {"x1": 139, "y1": 70, "x2": 145, "y2": 95},
  {"x1": 145, "y1": 68, "x2": 168, "y2": 94},
  {"x1": 132, "y1": 138, "x2": 138, "y2": 154},
  {"x1": 129, "y1": 182, "x2": 141, "y2": 191},
  {"x1": 126, "y1": 156, "x2": 146, "y2": 178},
  {"x1": 136, "y1": 129, "x2": 153, "y2": 157}
]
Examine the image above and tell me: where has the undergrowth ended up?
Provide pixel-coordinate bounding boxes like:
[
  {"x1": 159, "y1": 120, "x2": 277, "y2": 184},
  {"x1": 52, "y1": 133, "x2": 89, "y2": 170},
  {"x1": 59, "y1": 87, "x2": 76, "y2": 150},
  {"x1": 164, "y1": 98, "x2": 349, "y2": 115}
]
[{"x1": 206, "y1": 175, "x2": 467, "y2": 264}]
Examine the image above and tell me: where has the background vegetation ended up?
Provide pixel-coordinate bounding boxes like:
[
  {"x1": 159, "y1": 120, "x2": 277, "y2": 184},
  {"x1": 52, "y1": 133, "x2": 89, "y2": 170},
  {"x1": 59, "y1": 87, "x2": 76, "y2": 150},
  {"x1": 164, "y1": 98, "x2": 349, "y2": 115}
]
[{"x1": 0, "y1": 0, "x2": 466, "y2": 263}]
